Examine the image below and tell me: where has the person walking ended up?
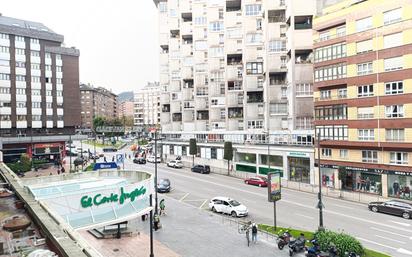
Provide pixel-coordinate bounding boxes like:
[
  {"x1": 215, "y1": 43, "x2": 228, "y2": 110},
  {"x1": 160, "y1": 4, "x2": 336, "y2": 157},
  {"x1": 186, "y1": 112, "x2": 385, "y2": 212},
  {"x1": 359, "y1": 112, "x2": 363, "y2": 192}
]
[
  {"x1": 153, "y1": 214, "x2": 160, "y2": 231},
  {"x1": 251, "y1": 223, "x2": 258, "y2": 244},
  {"x1": 104, "y1": 156, "x2": 107, "y2": 163},
  {"x1": 159, "y1": 199, "x2": 166, "y2": 216}
]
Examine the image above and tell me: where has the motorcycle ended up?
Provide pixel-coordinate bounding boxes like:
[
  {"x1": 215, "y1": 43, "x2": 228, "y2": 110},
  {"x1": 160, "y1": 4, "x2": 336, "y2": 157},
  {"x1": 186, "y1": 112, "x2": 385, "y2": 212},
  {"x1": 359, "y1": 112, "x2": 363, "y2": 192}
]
[
  {"x1": 277, "y1": 231, "x2": 292, "y2": 250},
  {"x1": 288, "y1": 234, "x2": 306, "y2": 256},
  {"x1": 345, "y1": 252, "x2": 359, "y2": 257},
  {"x1": 305, "y1": 239, "x2": 320, "y2": 257}
]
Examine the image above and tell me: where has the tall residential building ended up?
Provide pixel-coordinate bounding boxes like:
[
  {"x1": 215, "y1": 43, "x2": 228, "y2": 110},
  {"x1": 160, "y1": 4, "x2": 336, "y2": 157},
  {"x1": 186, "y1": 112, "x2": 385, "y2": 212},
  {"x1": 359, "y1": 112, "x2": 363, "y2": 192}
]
[
  {"x1": 79, "y1": 84, "x2": 117, "y2": 129},
  {"x1": 153, "y1": 0, "x2": 331, "y2": 182},
  {"x1": 118, "y1": 101, "x2": 134, "y2": 118},
  {"x1": 0, "y1": 15, "x2": 81, "y2": 163},
  {"x1": 133, "y1": 82, "x2": 161, "y2": 127},
  {"x1": 314, "y1": 0, "x2": 412, "y2": 200}
]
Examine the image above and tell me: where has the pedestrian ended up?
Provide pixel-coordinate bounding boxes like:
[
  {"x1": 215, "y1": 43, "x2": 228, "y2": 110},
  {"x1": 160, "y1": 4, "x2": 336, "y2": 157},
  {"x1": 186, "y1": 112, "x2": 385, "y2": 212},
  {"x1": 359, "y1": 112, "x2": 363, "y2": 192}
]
[
  {"x1": 153, "y1": 214, "x2": 160, "y2": 231},
  {"x1": 104, "y1": 156, "x2": 107, "y2": 163},
  {"x1": 112, "y1": 156, "x2": 115, "y2": 162},
  {"x1": 61, "y1": 167, "x2": 65, "y2": 173},
  {"x1": 251, "y1": 223, "x2": 258, "y2": 244},
  {"x1": 159, "y1": 199, "x2": 166, "y2": 216},
  {"x1": 57, "y1": 168, "x2": 61, "y2": 175}
]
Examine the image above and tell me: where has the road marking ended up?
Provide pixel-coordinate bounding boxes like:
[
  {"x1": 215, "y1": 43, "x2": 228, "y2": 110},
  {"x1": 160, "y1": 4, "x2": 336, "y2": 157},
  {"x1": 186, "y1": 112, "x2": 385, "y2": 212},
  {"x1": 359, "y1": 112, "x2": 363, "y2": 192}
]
[
  {"x1": 295, "y1": 213, "x2": 314, "y2": 220},
  {"x1": 389, "y1": 220, "x2": 411, "y2": 227},
  {"x1": 183, "y1": 199, "x2": 208, "y2": 202},
  {"x1": 330, "y1": 204, "x2": 353, "y2": 210},
  {"x1": 179, "y1": 193, "x2": 189, "y2": 202},
  {"x1": 370, "y1": 227, "x2": 412, "y2": 239},
  {"x1": 374, "y1": 235, "x2": 406, "y2": 244},
  {"x1": 199, "y1": 200, "x2": 208, "y2": 209},
  {"x1": 356, "y1": 237, "x2": 397, "y2": 250},
  {"x1": 398, "y1": 248, "x2": 412, "y2": 256}
]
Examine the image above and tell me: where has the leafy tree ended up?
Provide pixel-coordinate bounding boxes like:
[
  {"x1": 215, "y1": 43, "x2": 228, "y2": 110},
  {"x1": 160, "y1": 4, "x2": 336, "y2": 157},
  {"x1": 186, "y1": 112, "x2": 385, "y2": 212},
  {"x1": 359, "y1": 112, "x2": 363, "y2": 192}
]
[
  {"x1": 224, "y1": 141, "x2": 233, "y2": 175},
  {"x1": 338, "y1": 166, "x2": 346, "y2": 189},
  {"x1": 93, "y1": 116, "x2": 106, "y2": 132},
  {"x1": 189, "y1": 138, "x2": 197, "y2": 167}
]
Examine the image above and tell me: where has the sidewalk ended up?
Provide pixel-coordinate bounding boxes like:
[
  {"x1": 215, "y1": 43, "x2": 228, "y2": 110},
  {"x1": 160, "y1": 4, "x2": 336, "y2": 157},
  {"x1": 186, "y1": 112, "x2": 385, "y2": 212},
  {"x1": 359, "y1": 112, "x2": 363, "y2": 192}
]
[{"x1": 132, "y1": 195, "x2": 302, "y2": 257}]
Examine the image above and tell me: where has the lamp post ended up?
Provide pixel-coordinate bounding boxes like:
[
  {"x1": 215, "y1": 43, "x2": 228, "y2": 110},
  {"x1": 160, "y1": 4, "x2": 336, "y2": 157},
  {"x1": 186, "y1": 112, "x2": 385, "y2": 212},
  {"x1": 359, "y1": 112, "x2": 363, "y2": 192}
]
[
  {"x1": 317, "y1": 133, "x2": 324, "y2": 230},
  {"x1": 154, "y1": 130, "x2": 158, "y2": 215},
  {"x1": 93, "y1": 132, "x2": 97, "y2": 164},
  {"x1": 267, "y1": 130, "x2": 276, "y2": 230},
  {"x1": 149, "y1": 194, "x2": 154, "y2": 257}
]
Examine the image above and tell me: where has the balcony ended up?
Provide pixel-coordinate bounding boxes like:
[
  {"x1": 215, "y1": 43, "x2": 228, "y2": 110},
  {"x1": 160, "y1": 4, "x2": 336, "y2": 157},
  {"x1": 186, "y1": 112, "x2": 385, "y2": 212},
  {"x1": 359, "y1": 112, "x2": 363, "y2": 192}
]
[
  {"x1": 228, "y1": 81, "x2": 242, "y2": 91},
  {"x1": 172, "y1": 113, "x2": 182, "y2": 122},
  {"x1": 295, "y1": 50, "x2": 313, "y2": 64},
  {"x1": 183, "y1": 101, "x2": 195, "y2": 109},
  {"x1": 227, "y1": 93, "x2": 243, "y2": 106},
  {"x1": 226, "y1": 65, "x2": 243, "y2": 80},
  {"x1": 170, "y1": 29, "x2": 180, "y2": 39},
  {"x1": 197, "y1": 110, "x2": 209, "y2": 120},
  {"x1": 226, "y1": 0, "x2": 241, "y2": 12},
  {"x1": 183, "y1": 79, "x2": 194, "y2": 88},
  {"x1": 269, "y1": 73, "x2": 287, "y2": 86},
  {"x1": 247, "y1": 91, "x2": 263, "y2": 103},
  {"x1": 183, "y1": 88, "x2": 194, "y2": 101},
  {"x1": 227, "y1": 54, "x2": 242, "y2": 66},
  {"x1": 293, "y1": 16, "x2": 312, "y2": 30},
  {"x1": 162, "y1": 104, "x2": 170, "y2": 113},
  {"x1": 228, "y1": 107, "x2": 243, "y2": 119},
  {"x1": 268, "y1": 10, "x2": 285, "y2": 23}
]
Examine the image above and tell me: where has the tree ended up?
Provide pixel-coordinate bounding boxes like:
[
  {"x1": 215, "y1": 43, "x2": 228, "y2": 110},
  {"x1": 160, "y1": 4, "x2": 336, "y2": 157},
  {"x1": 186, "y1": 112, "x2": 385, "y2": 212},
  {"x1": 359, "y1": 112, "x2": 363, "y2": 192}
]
[
  {"x1": 93, "y1": 116, "x2": 106, "y2": 133},
  {"x1": 224, "y1": 141, "x2": 233, "y2": 175},
  {"x1": 189, "y1": 138, "x2": 197, "y2": 167},
  {"x1": 338, "y1": 166, "x2": 346, "y2": 190}
]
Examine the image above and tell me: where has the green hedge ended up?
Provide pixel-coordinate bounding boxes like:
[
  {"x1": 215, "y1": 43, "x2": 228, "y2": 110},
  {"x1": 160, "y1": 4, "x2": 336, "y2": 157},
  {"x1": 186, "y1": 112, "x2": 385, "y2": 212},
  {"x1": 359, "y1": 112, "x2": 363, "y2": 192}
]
[{"x1": 314, "y1": 230, "x2": 363, "y2": 257}]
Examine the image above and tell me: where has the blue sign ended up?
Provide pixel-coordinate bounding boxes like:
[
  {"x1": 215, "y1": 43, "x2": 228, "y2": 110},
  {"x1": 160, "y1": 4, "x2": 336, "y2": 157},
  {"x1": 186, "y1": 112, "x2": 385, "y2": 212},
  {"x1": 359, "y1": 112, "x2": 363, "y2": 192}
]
[
  {"x1": 116, "y1": 154, "x2": 124, "y2": 164},
  {"x1": 93, "y1": 162, "x2": 118, "y2": 170}
]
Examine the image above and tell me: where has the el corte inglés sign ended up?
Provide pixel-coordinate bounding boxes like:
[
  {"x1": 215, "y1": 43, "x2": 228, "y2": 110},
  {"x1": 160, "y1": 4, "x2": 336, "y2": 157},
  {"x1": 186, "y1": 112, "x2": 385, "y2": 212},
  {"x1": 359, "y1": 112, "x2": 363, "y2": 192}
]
[{"x1": 81, "y1": 186, "x2": 147, "y2": 208}]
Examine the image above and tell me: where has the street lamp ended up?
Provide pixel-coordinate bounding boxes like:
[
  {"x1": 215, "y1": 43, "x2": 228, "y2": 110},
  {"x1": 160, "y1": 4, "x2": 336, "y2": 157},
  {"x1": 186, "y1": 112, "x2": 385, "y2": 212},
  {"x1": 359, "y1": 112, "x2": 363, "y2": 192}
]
[
  {"x1": 266, "y1": 130, "x2": 276, "y2": 230},
  {"x1": 93, "y1": 132, "x2": 97, "y2": 164},
  {"x1": 316, "y1": 132, "x2": 324, "y2": 230}
]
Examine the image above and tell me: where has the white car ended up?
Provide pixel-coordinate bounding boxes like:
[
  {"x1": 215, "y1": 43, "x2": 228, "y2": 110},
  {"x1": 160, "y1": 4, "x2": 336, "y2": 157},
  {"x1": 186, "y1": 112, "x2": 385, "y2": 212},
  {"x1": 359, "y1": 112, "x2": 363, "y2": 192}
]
[
  {"x1": 208, "y1": 196, "x2": 248, "y2": 217},
  {"x1": 147, "y1": 156, "x2": 161, "y2": 163},
  {"x1": 167, "y1": 160, "x2": 183, "y2": 168}
]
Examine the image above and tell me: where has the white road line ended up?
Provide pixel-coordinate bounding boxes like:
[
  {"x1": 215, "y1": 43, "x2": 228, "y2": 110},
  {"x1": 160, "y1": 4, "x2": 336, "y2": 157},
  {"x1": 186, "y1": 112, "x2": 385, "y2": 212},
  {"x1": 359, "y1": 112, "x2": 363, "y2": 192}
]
[
  {"x1": 183, "y1": 199, "x2": 208, "y2": 202},
  {"x1": 370, "y1": 227, "x2": 412, "y2": 239},
  {"x1": 398, "y1": 248, "x2": 412, "y2": 256},
  {"x1": 356, "y1": 237, "x2": 397, "y2": 250},
  {"x1": 389, "y1": 220, "x2": 411, "y2": 227},
  {"x1": 199, "y1": 200, "x2": 208, "y2": 209},
  {"x1": 179, "y1": 193, "x2": 189, "y2": 202},
  {"x1": 374, "y1": 235, "x2": 406, "y2": 244},
  {"x1": 330, "y1": 204, "x2": 353, "y2": 210},
  {"x1": 295, "y1": 213, "x2": 314, "y2": 220}
]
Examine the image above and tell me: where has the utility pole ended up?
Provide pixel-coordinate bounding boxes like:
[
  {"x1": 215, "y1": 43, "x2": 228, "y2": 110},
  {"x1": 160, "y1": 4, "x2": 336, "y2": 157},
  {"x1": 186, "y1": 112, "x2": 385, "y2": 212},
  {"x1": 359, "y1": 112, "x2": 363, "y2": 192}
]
[
  {"x1": 69, "y1": 134, "x2": 72, "y2": 172},
  {"x1": 154, "y1": 130, "x2": 158, "y2": 215},
  {"x1": 94, "y1": 132, "x2": 97, "y2": 163},
  {"x1": 317, "y1": 133, "x2": 324, "y2": 230},
  {"x1": 149, "y1": 194, "x2": 154, "y2": 257}
]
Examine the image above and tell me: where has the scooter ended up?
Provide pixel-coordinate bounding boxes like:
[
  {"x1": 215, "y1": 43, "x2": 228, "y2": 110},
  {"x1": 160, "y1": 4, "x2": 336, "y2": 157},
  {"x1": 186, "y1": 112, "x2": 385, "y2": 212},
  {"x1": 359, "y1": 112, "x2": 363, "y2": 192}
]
[
  {"x1": 305, "y1": 239, "x2": 320, "y2": 257},
  {"x1": 277, "y1": 231, "x2": 292, "y2": 250},
  {"x1": 288, "y1": 234, "x2": 306, "y2": 256}
]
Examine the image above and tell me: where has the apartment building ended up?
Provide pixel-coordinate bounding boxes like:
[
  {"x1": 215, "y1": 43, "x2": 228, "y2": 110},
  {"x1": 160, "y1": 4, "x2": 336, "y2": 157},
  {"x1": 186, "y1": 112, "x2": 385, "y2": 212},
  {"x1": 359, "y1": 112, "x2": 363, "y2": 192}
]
[
  {"x1": 0, "y1": 15, "x2": 81, "y2": 163},
  {"x1": 79, "y1": 84, "x2": 118, "y2": 129},
  {"x1": 153, "y1": 0, "x2": 335, "y2": 181},
  {"x1": 313, "y1": 0, "x2": 412, "y2": 200},
  {"x1": 134, "y1": 82, "x2": 161, "y2": 127},
  {"x1": 118, "y1": 101, "x2": 134, "y2": 118}
]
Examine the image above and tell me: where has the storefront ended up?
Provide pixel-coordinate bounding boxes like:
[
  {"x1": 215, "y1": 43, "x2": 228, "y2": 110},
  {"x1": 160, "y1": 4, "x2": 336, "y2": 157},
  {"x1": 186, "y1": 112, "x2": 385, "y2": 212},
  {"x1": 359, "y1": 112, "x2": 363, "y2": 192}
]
[
  {"x1": 320, "y1": 167, "x2": 335, "y2": 188},
  {"x1": 33, "y1": 142, "x2": 64, "y2": 163},
  {"x1": 288, "y1": 154, "x2": 311, "y2": 184},
  {"x1": 387, "y1": 172, "x2": 412, "y2": 200}
]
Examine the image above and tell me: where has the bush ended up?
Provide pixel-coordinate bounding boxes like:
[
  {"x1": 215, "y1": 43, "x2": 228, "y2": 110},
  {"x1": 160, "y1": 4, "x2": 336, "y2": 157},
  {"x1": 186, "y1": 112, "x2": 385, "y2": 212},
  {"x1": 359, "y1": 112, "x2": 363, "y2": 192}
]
[{"x1": 314, "y1": 230, "x2": 364, "y2": 257}]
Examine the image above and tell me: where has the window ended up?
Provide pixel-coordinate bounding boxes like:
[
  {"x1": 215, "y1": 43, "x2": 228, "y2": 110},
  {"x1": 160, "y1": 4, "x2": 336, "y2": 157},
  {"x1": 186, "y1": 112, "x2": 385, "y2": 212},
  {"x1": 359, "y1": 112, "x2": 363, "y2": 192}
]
[
  {"x1": 362, "y1": 150, "x2": 378, "y2": 163},
  {"x1": 245, "y1": 4, "x2": 261, "y2": 16},
  {"x1": 15, "y1": 61, "x2": 25, "y2": 68},
  {"x1": 336, "y1": 26, "x2": 346, "y2": 37},
  {"x1": 209, "y1": 21, "x2": 224, "y2": 32},
  {"x1": 357, "y1": 85, "x2": 373, "y2": 97},
  {"x1": 159, "y1": 2, "x2": 167, "y2": 12},
  {"x1": 30, "y1": 38, "x2": 39, "y2": 44},
  {"x1": 356, "y1": 39, "x2": 373, "y2": 53},
  {"x1": 46, "y1": 90, "x2": 52, "y2": 96},
  {"x1": 246, "y1": 62, "x2": 263, "y2": 74},
  {"x1": 0, "y1": 87, "x2": 10, "y2": 94},
  {"x1": 209, "y1": 47, "x2": 224, "y2": 57},
  {"x1": 16, "y1": 88, "x2": 26, "y2": 94},
  {"x1": 32, "y1": 102, "x2": 41, "y2": 108},
  {"x1": 0, "y1": 33, "x2": 9, "y2": 39},
  {"x1": 56, "y1": 54, "x2": 61, "y2": 60},
  {"x1": 314, "y1": 43, "x2": 346, "y2": 62},
  {"x1": 194, "y1": 40, "x2": 207, "y2": 51},
  {"x1": 31, "y1": 63, "x2": 40, "y2": 70},
  {"x1": 322, "y1": 148, "x2": 332, "y2": 157},
  {"x1": 31, "y1": 51, "x2": 40, "y2": 57},
  {"x1": 338, "y1": 88, "x2": 347, "y2": 98},
  {"x1": 246, "y1": 33, "x2": 262, "y2": 44},
  {"x1": 16, "y1": 115, "x2": 26, "y2": 121},
  {"x1": 0, "y1": 59, "x2": 9, "y2": 66},
  {"x1": 0, "y1": 73, "x2": 10, "y2": 80},
  {"x1": 316, "y1": 125, "x2": 348, "y2": 140},
  {"x1": 45, "y1": 53, "x2": 51, "y2": 59},
  {"x1": 32, "y1": 115, "x2": 41, "y2": 121},
  {"x1": 385, "y1": 81, "x2": 403, "y2": 95},
  {"x1": 357, "y1": 107, "x2": 374, "y2": 119},
  {"x1": 384, "y1": 33, "x2": 402, "y2": 49},
  {"x1": 220, "y1": 109, "x2": 225, "y2": 119},
  {"x1": 56, "y1": 78, "x2": 62, "y2": 84},
  {"x1": 358, "y1": 129, "x2": 374, "y2": 141},
  {"x1": 296, "y1": 83, "x2": 313, "y2": 96},
  {"x1": 386, "y1": 129, "x2": 404, "y2": 142},
  {"x1": 357, "y1": 62, "x2": 373, "y2": 75},
  {"x1": 227, "y1": 27, "x2": 241, "y2": 39},
  {"x1": 15, "y1": 48, "x2": 25, "y2": 55},
  {"x1": 46, "y1": 102, "x2": 52, "y2": 108},
  {"x1": 0, "y1": 115, "x2": 11, "y2": 121},
  {"x1": 320, "y1": 90, "x2": 331, "y2": 99},
  {"x1": 15, "y1": 36, "x2": 24, "y2": 41},
  {"x1": 384, "y1": 56, "x2": 403, "y2": 71},
  {"x1": 390, "y1": 152, "x2": 408, "y2": 165},
  {"x1": 268, "y1": 40, "x2": 286, "y2": 52},
  {"x1": 356, "y1": 16, "x2": 372, "y2": 32},
  {"x1": 16, "y1": 101, "x2": 26, "y2": 108},
  {"x1": 270, "y1": 103, "x2": 287, "y2": 114},
  {"x1": 340, "y1": 149, "x2": 348, "y2": 159},
  {"x1": 31, "y1": 76, "x2": 40, "y2": 83},
  {"x1": 296, "y1": 117, "x2": 313, "y2": 129},
  {"x1": 314, "y1": 63, "x2": 346, "y2": 81},
  {"x1": 31, "y1": 89, "x2": 41, "y2": 95},
  {"x1": 56, "y1": 90, "x2": 63, "y2": 97},
  {"x1": 194, "y1": 17, "x2": 207, "y2": 25},
  {"x1": 384, "y1": 8, "x2": 402, "y2": 25},
  {"x1": 385, "y1": 105, "x2": 404, "y2": 118},
  {"x1": 16, "y1": 75, "x2": 25, "y2": 81},
  {"x1": 319, "y1": 31, "x2": 330, "y2": 41},
  {"x1": 45, "y1": 64, "x2": 51, "y2": 71},
  {"x1": 0, "y1": 46, "x2": 9, "y2": 53},
  {"x1": 256, "y1": 19, "x2": 262, "y2": 30},
  {"x1": 247, "y1": 120, "x2": 263, "y2": 129}
]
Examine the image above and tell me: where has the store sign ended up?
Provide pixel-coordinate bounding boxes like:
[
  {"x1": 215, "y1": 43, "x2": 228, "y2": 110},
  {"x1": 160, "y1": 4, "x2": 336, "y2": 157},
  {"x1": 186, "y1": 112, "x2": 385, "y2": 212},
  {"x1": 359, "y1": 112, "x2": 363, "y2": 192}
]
[
  {"x1": 34, "y1": 146, "x2": 60, "y2": 155},
  {"x1": 268, "y1": 172, "x2": 281, "y2": 202},
  {"x1": 321, "y1": 164, "x2": 412, "y2": 176},
  {"x1": 81, "y1": 186, "x2": 147, "y2": 208},
  {"x1": 93, "y1": 162, "x2": 117, "y2": 170},
  {"x1": 287, "y1": 152, "x2": 310, "y2": 158}
]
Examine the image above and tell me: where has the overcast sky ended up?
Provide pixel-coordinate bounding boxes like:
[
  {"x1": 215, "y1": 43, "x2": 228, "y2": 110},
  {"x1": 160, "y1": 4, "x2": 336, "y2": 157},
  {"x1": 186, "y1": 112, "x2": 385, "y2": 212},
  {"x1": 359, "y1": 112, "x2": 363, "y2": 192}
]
[{"x1": 1, "y1": 0, "x2": 159, "y2": 94}]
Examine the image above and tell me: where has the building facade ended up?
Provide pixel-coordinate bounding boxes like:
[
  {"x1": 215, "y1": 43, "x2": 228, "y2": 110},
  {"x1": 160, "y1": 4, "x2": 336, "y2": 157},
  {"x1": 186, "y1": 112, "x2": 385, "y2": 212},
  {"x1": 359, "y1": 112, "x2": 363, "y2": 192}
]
[
  {"x1": 133, "y1": 82, "x2": 161, "y2": 127},
  {"x1": 79, "y1": 84, "x2": 118, "y2": 129},
  {"x1": 152, "y1": 0, "x2": 335, "y2": 181},
  {"x1": 118, "y1": 101, "x2": 134, "y2": 118},
  {"x1": 0, "y1": 15, "x2": 81, "y2": 162},
  {"x1": 313, "y1": 0, "x2": 412, "y2": 200}
]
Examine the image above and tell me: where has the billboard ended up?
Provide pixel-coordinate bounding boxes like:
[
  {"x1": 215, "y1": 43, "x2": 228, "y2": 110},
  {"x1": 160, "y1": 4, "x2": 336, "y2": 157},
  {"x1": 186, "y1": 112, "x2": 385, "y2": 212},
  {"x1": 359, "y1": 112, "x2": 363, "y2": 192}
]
[{"x1": 268, "y1": 172, "x2": 281, "y2": 202}]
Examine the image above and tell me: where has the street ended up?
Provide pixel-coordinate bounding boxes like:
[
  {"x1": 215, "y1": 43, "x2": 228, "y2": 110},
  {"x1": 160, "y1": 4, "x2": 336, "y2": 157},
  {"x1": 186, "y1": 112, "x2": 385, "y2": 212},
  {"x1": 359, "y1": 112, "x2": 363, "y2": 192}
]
[{"x1": 74, "y1": 142, "x2": 412, "y2": 257}]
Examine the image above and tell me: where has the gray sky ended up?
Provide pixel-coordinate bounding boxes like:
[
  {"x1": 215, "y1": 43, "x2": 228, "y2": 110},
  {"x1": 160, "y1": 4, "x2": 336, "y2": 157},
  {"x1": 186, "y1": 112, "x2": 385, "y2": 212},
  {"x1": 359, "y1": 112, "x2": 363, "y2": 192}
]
[{"x1": 1, "y1": 0, "x2": 159, "y2": 94}]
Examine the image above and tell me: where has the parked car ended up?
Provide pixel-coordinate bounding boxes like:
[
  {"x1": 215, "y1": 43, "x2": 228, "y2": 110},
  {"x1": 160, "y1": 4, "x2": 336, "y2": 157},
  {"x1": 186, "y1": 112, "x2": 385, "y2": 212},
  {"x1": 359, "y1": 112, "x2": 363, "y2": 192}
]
[
  {"x1": 157, "y1": 178, "x2": 171, "y2": 193},
  {"x1": 368, "y1": 200, "x2": 412, "y2": 219},
  {"x1": 244, "y1": 176, "x2": 268, "y2": 187},
  {"x1": 133, "y1": 157, "x2": 147, "y2": 164},
  {"x1": 89, "y1": 154, "x2": 100, "y2": 160},
  {"x1": 103, "y1": 147, "x2": 117, "y2": 152},
  {"x1": 66, "y1": 150, "x2": 78, "y2": 156},
  {"x1": 167, "y1": 160, "x2": 183, "y2": 168},
  {"x1": 208, "y1": 196, "x2": 248, "y2": 217},
  {"x1": 147, "y1": 156, "x2": 161, "y2": 163},
  {"x1": 191, "y1": 165, "x2": 210, "y2": 174}
]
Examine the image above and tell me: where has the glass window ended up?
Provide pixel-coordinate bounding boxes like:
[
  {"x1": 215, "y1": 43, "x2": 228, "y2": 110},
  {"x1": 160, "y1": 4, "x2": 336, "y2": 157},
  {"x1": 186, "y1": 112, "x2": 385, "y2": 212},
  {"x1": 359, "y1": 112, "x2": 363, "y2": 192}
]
[
  {"x1": 357, "y1": 107, "x2": 374, "y2": 119},
  {"x1": 358, "y1": 129, "x2": 374, "y2": 141},
  {"x1": 289, "y1": 157, "x2": 310, "y2": 183},
  {"x1": 356, "y1": 39, "x2": 373, "y2": 53},
  {"x1": 386, "y1": 129, "x2": 404, "y2": 142},
  {"x1": 362, "y1": 150, "x2": 378, "y2": 163},
  {"x1": 209, "y1": 21, "x2": 224, "y2": 32},
  {"x1": 245, "y1": 4, "x2": 261, "y2": 16},
  {"x1": 268, "y1": 40, "x2": 286, "y2": 52},
  {"x1": 384, "y1": 56, "x2": 403, "y2": 71},
  {"x1": 383, "y1": 8, "x2": 402, "y2": 25},
  {"x1": 385, "y1": 81, "x2": 403, "y2": 95},
  {"x1": 340, "y1": 149, "x2": 348, "y2": 159},
  {"x1": 387, "y1": 174, "x2": 412, "y2": 200},
  {"x1": 356, "y1": 16, "x2": 372, "y2": 32},
  {"x1": 357, "y1": 62, "x2": 373, "y2": 75},
  {"x1": 385, "y1": 105, "x2": 404, "y2": 118},
  {"x1": 358, "y1": 85, "x2": 374, "y2": 97},
  {"x1": 384, "y1": 33, "x2": 402, "y2": 49},
  {"x1": 246, "y1": 62, "x2": 263, "y2": 74},
  {"x1": 390, "y1": 152, "x2": 408, "y2": 165}
]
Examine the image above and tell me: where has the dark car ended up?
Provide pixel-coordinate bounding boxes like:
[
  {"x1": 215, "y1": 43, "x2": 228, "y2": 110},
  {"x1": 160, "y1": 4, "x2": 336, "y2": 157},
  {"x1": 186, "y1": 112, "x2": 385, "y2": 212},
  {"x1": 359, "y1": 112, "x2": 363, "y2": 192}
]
[
  {"x1": 191, "y1": 165, "x2": 210, "y2": 174},
  {"x1": 244, "y1": 176, "x2": 268, "y2": 187},
  {"x1": 157, "y1": 179, "x2": 171, "y2": 193},
  {"x1": 133, "y1": 157, "x2": 146, "y2": 164},
  {"x1": 103, "y1": 147, "x2": 117, "y2": 152},
  {"x1": 368, "y1": 200, "x2": 412, "y2": 219}
]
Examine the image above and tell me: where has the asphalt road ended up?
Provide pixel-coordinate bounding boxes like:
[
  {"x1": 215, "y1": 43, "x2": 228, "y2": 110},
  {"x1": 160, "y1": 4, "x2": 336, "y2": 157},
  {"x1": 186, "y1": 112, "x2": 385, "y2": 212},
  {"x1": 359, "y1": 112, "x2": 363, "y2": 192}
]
[{"x1": 73, "y1": 142, "x2": 412, "y2": 257}]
